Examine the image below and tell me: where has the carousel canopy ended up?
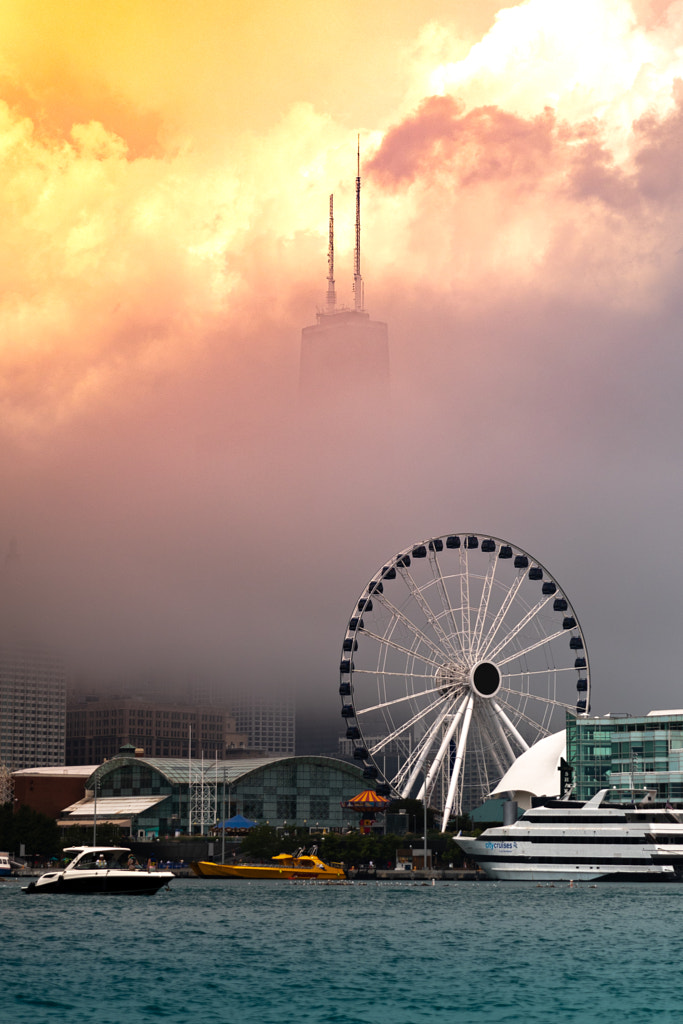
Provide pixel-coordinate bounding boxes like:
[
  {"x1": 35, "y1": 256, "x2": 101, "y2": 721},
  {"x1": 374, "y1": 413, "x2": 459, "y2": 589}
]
[{"x1": 341, "y1": 789, "x2": 390, "y2": 813}]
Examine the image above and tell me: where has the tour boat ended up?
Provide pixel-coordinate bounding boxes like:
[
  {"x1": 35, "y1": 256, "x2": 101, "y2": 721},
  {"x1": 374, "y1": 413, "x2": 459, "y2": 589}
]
[
  {"x1": 0, "y1": 852, "x2": 11, "y2": 877},
  {"x1": 456, "y1": 789, "x2": 683, "y2": 882},
  {"x1": 22, "y1": 846, "x2": 174, "y2": 894},
  {"x1": 191, "y1": 846, "x2": 346, "y2": 880}
]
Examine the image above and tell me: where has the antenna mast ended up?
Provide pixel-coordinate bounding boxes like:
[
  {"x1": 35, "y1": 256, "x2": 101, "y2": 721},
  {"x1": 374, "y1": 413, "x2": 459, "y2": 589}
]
[
  {"x1": 326, "y1": 194, "x2": 336, "y2": 313},
  {"x1": 353, "y1": 135, "x2": 364, "y2": 312}
]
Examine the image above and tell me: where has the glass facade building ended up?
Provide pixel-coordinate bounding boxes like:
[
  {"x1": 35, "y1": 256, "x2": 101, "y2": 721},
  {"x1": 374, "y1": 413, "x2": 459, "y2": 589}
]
[
  {"x1": 62, "y1": 754, "x2": 365, "y2": 836},
  {"x1": 567, "y1": 711, "x2": 683, "y2": 804}
]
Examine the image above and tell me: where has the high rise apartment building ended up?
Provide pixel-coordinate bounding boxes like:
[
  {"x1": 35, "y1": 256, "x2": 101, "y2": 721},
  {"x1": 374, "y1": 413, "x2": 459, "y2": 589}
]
[
  {"x1": 66, "y1": 696, "x2": 250, "y2": 764},
  {"x1": 231, "y1": 695, "x2": 296, "y2": 756},
  {"x1": 0, "y1": 645, "x2": 66, "y2": 770}
]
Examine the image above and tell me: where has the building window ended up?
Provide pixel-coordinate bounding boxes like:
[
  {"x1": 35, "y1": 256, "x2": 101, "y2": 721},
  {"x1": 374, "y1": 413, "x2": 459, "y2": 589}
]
[
  {"x1": 243, "y1": 798, "x2": 263, "y2": 819},
  {"x1": 276, "y1": 797, "x2": 296, "y2": 819},
  {"x1": 310, "y1": 797, "x2": 329, "y2": 818}
]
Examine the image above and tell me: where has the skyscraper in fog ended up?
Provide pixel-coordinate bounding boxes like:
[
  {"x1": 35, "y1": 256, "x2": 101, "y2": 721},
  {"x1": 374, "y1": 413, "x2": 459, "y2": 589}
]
[
  {"x1": 231, "y1": 694, "x2": 295, "y2": 756},
  {"x1": 0, "y1": 542, "x2": 67, "y2": 770},
  {"x1": 0, "y1": 645, "x2": 66, "y2": 770},
  {"x1": 300, "y1": 147, "x2": 389, "y2": 409},
  {"x1": 65, "y1": 694, "x2": 249, "y2": 763}
]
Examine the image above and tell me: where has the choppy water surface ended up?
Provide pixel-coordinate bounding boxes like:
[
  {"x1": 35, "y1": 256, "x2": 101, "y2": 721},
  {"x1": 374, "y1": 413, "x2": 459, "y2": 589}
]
[{"x1": 3, "y1": 876, "x2": 683, "y2": 1023}]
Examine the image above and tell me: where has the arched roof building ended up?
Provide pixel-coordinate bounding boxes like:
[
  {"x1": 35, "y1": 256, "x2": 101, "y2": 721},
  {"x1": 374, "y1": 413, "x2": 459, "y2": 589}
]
[{"x1": 60, "y1": 753, "x2": 365, "y2": 836}]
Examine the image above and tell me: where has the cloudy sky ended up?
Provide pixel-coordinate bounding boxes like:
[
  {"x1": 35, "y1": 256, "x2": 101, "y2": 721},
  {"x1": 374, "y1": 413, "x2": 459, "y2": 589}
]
[{"x1": 2, "y1": 0, "x2": 683, "y2": 741}]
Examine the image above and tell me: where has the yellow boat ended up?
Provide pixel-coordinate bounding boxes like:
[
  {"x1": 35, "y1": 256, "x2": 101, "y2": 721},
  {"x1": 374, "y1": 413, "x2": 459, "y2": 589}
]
[{"x1": 190, "y1": 846, "x2": 346, "y2": 880}]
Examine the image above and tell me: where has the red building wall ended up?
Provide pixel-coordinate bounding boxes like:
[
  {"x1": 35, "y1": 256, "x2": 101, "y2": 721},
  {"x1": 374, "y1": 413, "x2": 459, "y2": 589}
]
[{"x1": 13, "y1": 773, "x2": 89, "y2": 819}]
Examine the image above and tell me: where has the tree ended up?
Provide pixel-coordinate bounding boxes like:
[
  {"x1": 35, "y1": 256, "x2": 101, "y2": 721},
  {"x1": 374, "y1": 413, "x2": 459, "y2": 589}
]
[
  {"x1": 63, "y1": 823, "x2": 124, "y2": 849},
  {"x1": 0, "y1": 803, "x2": 60, "y2": 858},
  {"x1": 319, "y1": 831, "x2": 403, "y2": 869},
  {"x1": 387, "y1": 798, "x2": 437, "y2": 831},
  {"x1": 238, "y1": 825, "x2": 312, "y2": 861}
]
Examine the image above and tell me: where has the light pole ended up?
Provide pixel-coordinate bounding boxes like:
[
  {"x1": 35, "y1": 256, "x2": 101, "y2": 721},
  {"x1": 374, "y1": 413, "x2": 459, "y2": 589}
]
[
  {"x1": 417, "y1": 765, "x2": 431, "y2": 872},
  {"x1": 423, "y1": 779, "x2": 428, "y2": 873},
  {"x1": 221, "y1": 768, "x2": 226, "y2": 865},
  {"x1": 92, "y1": 772, "x2": 98, "y2": 847}
]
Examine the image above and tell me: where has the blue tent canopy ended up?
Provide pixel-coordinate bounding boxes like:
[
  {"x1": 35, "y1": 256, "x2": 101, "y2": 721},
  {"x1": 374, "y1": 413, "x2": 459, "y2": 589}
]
[{"x1": 215, "y1": 813, "x2": 257, "y2": 829}]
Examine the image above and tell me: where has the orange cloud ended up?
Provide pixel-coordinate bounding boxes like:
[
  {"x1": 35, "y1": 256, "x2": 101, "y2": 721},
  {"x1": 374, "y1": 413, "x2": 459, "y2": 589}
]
[{"x1": 3, "y1": 1, "x2": 683, "y2": 704}]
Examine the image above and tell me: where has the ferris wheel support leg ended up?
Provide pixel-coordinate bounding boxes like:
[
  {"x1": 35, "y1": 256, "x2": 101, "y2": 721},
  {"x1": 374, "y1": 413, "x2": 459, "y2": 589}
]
[
  {"x1": 491, "y1": 700, "x2": 530, "y2": 752},
  {"x1": 486, "y1": 704, "x2": 518, "y2": 764},
  {"x1": 420, "y1": 694, "x2": 469, "y2": 802},
  {"x1": 400, "y1": 700, "x2": 459, "y2": 801},
  {"x1": 440, "y1": 694, "x2": 474, "y2": 831}
]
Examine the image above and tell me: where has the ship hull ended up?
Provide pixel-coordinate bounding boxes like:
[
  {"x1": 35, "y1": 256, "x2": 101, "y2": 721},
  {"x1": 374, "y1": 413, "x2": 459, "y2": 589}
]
[
  {"x1": 191, "y1": 860, "x2": 345, "y2": 880},
  {"x1": 456, "y1": 790, "x2": 683, "y2": 883},
  {"x1": 23, "y1": 870, "x2": 174, "y2": 894}
]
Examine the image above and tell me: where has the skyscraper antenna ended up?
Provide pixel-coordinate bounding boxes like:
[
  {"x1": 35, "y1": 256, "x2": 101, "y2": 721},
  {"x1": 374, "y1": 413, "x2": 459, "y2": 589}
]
[
  {"x1": 326, "y1": 194, "x2": 336, "y2": 312},
  {"x1": 353, "y1": 134, "x2": 364, "y2": 312}
]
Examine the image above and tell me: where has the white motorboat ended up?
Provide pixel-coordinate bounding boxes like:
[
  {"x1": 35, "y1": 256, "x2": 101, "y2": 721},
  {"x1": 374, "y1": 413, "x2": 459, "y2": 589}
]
[
  {"x1": 456, "y1": 789, "x2": 683, "y2": 882},
  {"x1": 22, "y1": 846, "x2": 174, "y2": 895}
]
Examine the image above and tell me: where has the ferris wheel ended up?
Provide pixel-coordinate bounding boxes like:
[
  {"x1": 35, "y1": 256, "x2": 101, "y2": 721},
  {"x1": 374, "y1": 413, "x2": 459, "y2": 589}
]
[{"x1": 339, "y1": 533, "x2": 590, "y2": 830}]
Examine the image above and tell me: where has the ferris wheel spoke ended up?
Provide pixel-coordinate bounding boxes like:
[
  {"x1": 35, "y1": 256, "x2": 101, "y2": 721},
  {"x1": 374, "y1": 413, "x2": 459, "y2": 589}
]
[
  {"x1": 405, "y1": 695, "x2": 465, "y2": 799},
  {"x1": 471, "y1": 554, "x2": 499, "y2": 661},
  {"x1": 498, "y1": 685, "x2": 573, "y2": 711},
  {"x1": 495, "y1": 627, "x2": 567, "y2": 667},
  {"x1": 396, "y1": 704, "x2": 457, "y2": 798},
  {"x1": 397, "y1": 563, "x2": 462, "y2": 661},
  {"x1": 420, "y1": 693, "x2": 471, "y2": 802},
  {"x1": 493, "y1": 695, "x2": 555, "y2": 741},
  {"x1": 440, "y1": 694, "x2": 475, "y2": 828},
  {"x1": 394, "y1": 739, "x2": 436, "y2": 794},
  {"x1": 428, "y1": 551, "x2": 468, "y2": 660},
  {"x1": 478, "y1": 700, "x2": 516, "y2": 765},
  {"x1": 459, "y1": 547, "x2": 473, "y2": 659},
  {"x1": 367, "y1": 694, "x2": 449, "y2": 758},
  {"x1": 393, "y1": 740, "x2": 425, "y2": 791},
  {"x1": 352, "y1": 670, "x2": 448, "y2": 689},
  {"x1": 503, "y1": 665, "x2": 577, "y2": 680},
  {"x1": 359, "y1": 628, "x2": 448, "y2": 672},
  {"x1": 369, "y1": 592, "x2": 460, "y2": 666},
  {"x1": 413, "y1": 695, "x2": 468, "y2": 800},
  {"x1": 470, "y1": 706, "x2": 513, "y2": 796},
  {"x1": 489, "y1": 699, "x2": 530, "y2": 754},
  {"x1": 359, "y1": 684, "x2": 454, "y2": 719},
  {"x1": 475, "y1": 572, "x2": 527, "y2": 661},
  {"x1": 483, "y1": 595, "x2": 555, "y2": 663},
  {"x1": 478, "y1": 708, "x2": 510, "y2": 777}
]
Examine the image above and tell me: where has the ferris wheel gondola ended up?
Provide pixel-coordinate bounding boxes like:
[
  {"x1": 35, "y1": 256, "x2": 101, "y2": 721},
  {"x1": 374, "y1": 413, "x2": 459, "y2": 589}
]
[{"x1": 339, "y1": 533, "x2": 590, "y2": 830}]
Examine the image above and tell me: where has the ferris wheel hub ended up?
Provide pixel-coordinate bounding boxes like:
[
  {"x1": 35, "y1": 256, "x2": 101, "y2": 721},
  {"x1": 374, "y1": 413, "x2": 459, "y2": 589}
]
[
  {"x1": 469, "y1": 661, "x2": 502, "y2": 698},
  {"x1": 436, "y1": 664, "x2": 466, "y2": 694}
]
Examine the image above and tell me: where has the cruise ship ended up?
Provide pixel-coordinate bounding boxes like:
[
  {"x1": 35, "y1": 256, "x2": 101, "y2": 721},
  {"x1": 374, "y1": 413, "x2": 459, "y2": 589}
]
[{"x1": 456, "y1": 790, "x2": 683, "y2": 882}]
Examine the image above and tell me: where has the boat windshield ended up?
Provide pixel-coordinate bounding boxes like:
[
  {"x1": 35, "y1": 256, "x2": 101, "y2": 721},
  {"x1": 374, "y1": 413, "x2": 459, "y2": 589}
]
[{"x1": 71, "y1": 850, "x2": 129, "y2": 870}]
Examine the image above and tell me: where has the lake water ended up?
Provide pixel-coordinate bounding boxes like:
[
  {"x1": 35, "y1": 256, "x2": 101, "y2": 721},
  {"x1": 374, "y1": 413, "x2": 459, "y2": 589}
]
[{"x1": 3, "y1": 875, "x2": 683, "y2": 1023}]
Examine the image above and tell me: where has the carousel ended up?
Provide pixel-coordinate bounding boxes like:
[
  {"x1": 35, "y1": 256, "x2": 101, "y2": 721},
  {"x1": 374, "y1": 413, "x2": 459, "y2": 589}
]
[{"x1": 341, "y1": 789, "x2": 390, "y2": 834}]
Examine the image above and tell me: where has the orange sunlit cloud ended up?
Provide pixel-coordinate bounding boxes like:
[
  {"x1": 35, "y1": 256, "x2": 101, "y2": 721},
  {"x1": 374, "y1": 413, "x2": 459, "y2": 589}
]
[{"x1": 2, "y1": 0, "x2": 683, "y2": 719}]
